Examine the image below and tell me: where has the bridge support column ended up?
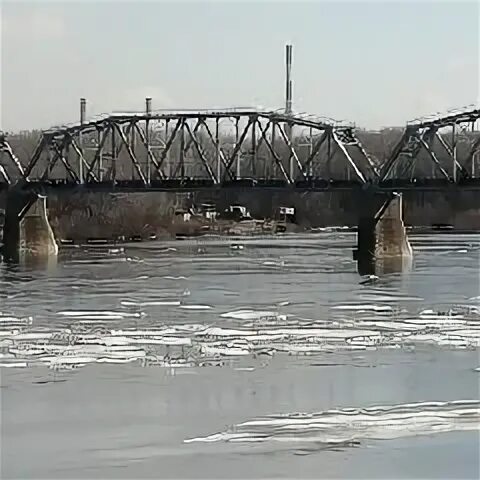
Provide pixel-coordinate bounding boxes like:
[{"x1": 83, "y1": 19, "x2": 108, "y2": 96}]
[
  {"x1": 355, "y1": 193, "x2": 412, "y2": 276},
  {"x1": 1, "y1": 189, "x2": 58, "y2": 262}
]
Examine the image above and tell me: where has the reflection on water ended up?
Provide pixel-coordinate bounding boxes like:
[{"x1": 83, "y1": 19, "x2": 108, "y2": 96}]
[
  {"x1": 1, "y1": 252, "x2": 58, "y2": 273},
  {"x1": 356, "y1": 248, "x2": 414, "y2": 276},
  {"x1": 1, "y1": 232, "x2": 479, "y2": 478}
]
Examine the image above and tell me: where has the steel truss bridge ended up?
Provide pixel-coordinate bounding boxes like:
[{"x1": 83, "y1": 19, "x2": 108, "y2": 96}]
[{"x1": 1, "y1": 106, "x2": 480, "y2": 193}]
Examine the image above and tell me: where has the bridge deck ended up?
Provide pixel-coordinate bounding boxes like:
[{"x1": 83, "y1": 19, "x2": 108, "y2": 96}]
[{"x1": 2, "y1": 177, "x2": 479, "y2": 193}]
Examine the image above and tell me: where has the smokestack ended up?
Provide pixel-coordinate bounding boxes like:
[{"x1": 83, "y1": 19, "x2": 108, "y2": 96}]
[
  {"x1": 80, "y1": 98, "x2": 86, "y2": 125},
  {"x1": 285, "y1": 44, "x2": 293, "y2": 115},
  {"x1": 145, "y1": 97, "x2": 152, "y2": 116}
]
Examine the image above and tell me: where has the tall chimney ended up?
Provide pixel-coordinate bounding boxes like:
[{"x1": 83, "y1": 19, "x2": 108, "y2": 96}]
[
  {"x1": 285, "y1": 44, "x2": 293, "y2": 115},
  {"x1": 145, "y1": 97, "x2": 152, "y2": 116},
  {"x1": 80, "y1": 98, "x2": 86, "y2": 124}
]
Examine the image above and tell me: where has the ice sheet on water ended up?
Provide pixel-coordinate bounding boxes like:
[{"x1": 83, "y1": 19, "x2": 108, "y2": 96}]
[
  {"x1": 2, "y1": 291, "x2": 480, "y2": 371},
  {"x1": 57, "y1": 310, "x2": 144, "y2": 319},
  {"x1": 184, "y1": 400, "x2": 480, "y2": 445},
  {"x1": 220, "y1": 309, "x2": 286, "y2": 321},
  {"x1": 121, "y1": 300, "x2": 181, "y2": 307},
  {"x1": 331, "y1": 304, "x2": 393, "y2": 313},
  {"x1": 179, "y1": 305, "x2": 212, "y2": 310}
]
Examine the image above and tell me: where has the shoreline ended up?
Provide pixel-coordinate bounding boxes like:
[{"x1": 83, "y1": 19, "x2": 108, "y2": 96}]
[{"x1": 53, "y1": 224, "x2": 480, "y2": 248}]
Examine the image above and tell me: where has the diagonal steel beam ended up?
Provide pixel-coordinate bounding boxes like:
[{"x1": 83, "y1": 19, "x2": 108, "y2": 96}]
[
  {"x1": 418, "y1": 136, "x2": 451, "y2": 181},
  {"x1": 379, "y1": 129, "x2": 411, "y2": 181},
  {"x1": 303, "y1": 130, "x2": 329, "y2": 175},
  {"x1": 85, "y1": 127, "x2": 109, "y2": 182},
  {"x1": 198, "y1": 118, "x2": 235, "y2": 181},
  {"x1": 113, "y1": 123, "x2": 147, "y2": 184},
  {"x1": 331, "y1": 131, "x2": 366, "y2": 183},
  {"x1": 223, "y1": 118, "x2": 254, "y2": 179},
  {"x1": 0, "y1": 164, "x2": 10, "y2": 184},
  {"x1": 257, "y1": 120, "x2": 291, "y2": 183},
  {"x1": 184, "y1": 122, "x2": 217, "y2": 182},
  {"x1": 170, "y1": 120, "x2": 204, "y2": 179},
  {"x1": 344, "y1": 128, "x2": 380, "y2": 179},
  {"x1": 433, "y1": 130, "x2": 469, "y2": 179},
  {"x1": 69, "y1": 136, "x2": 98, "y2": 183},
  {"x1": 463, "y1": 135, "x2": 480, "y2": 177},
  {"x1": 276, "y1": 123, "x2": 306, "y2": 180},
  {"x1": 133, "y1": 123, "x2": 166, "y2": 180},
  {"x1": 24, "y1": 135, "x2": 47, "y2": 179},
  {"x1": 40, "y1": 137, "x2": 79, "y2": 182},
  {"x1": 1, "y1": 141, "x2": 25, "y2": 177},
  {"x1": 157, "y1": 119, "x2": 182, "y2": 176},
  {"x1": 51, "y1": 138, "x2": 80, "y2": 182}
]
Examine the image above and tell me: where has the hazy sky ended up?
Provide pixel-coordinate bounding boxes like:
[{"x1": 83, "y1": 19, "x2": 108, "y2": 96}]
[{"x1": 1, "y1": 0, "x2": 479, "y2": 132}]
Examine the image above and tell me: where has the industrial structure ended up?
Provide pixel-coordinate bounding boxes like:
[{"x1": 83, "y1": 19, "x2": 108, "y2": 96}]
[{"x1": 0, "y1": 44, "x2": 479, "y2": 272}]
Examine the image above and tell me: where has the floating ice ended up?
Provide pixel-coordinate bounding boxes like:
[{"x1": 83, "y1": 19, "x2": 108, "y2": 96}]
[
  {"x1": 184, "y1": 400, "x2": 480, "y2": 444},
  {"x1": 220, "y1": 310, "x2": 285, "y2": 320},
  {"x1": 179, "y1": 305, "x2": 212, "y2": 310},
  {"x1": 57, "y1": 310, "x2": 144, "y2": 319},
  {"x1": 331, "y1": 305, "x2": 393, "y2": 313},
  {"x1": 121, "y1": 300, "x2": 180, "y2": 307}
]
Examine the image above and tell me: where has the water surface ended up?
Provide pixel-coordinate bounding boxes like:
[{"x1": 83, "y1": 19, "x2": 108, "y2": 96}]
[{"x1": 1, "y1": 232, "x2": 479, "y2": 478}]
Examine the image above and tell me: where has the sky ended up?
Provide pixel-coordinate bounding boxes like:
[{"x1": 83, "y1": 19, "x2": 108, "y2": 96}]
[{"x1": 1, "y1": 0, "x2": 479, "y2": 132}]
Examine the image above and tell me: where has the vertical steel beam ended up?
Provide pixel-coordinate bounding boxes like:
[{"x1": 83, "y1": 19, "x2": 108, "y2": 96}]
[
  {"x1": 146, "y1": 97, "x2": 152, "y2": 184},
  {"x1": 79, "y1": 98, "x2": 86, "y2": 184},
  {"x1": 165, "y1": 119, "x2": 170, "y2": 177},
  {"x1": 224, "y1": 117, "x2": 253, "y2": 179},
  {"x1": 251, "y1": 117, "x2": 257, "y2": 177},
  {"x1": 130, "y1": 121, "x2": 136, "y2": 180},
  {"x1": 309, "y1": 127, "x2": 313, "y2": 177},
  {"x1": 452, "y1": 123, "x2": 457, "y2": 182},
  {"x1": 235, "y1": 117, "x2": 240, "y2": 179},
  {"x1": 180, "y1": 119, "x2": 185, "y2": 178},
  {"x1": 215, "y1": 117, "x2": 220, "y2": 182},
  {"x1": 111, "y1": 122, "x2": 116, "y2": 182},
  {"x1": 97, "y1": 127, "x2": 103, "y2": 181},
  {"x1": 271, "y1": 121, "x2": 277, "y2": 178}
]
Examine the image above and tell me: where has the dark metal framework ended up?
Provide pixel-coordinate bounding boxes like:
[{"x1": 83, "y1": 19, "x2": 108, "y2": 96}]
[
  {"x1": 0, "y1": 133, "x2": 24, "y2": 184},
  {"x1": 1, "y1": 109, "x2": 377, "y2": 187},
  {"x1": 380, "y1": 106, "x2": 480, "y2": 182},
  {"x1": 2, "y1": 106, "x2": 480, "y2": 192}
]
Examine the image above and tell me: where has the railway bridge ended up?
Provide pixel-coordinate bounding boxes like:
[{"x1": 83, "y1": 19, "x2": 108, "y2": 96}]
[{"x1": 1, "y1": 104, "x2": 479, "y2": 271}]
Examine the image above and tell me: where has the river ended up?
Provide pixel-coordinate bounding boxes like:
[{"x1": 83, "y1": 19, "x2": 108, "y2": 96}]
[{"x1": 1, "y1": 232, "x2": 479, "y2": 478}]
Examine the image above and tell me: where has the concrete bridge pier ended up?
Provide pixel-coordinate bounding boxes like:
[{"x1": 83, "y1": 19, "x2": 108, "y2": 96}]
[
  {"x1": 1, "y1": 189, "x2": 58, "y2": 263},
  {"x1": 354, "y1": 192, "x2": 413, "y2": 276}
]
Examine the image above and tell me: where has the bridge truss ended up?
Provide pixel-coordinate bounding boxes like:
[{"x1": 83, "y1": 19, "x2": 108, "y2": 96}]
[
  {"x1": 1, "y1": 106, "x2": 480, "y2": 192},
  {"x1": 0, "y1": 109, "x2": 377, "y2": 189},
  {"x1": 380, "y1": 106, "x2": 480, "y2": 185},
  {"x1": 0, "y1": 133, "x2": 24, "y2": 184}
]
